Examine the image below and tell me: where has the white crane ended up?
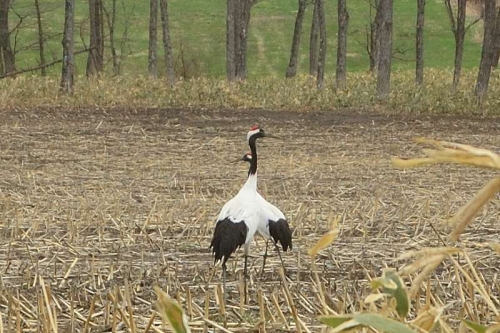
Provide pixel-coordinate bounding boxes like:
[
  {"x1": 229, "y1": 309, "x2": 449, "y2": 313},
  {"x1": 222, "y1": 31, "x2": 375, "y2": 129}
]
[
  {"x1": 236, "y1": 152, "x2": 292, "y2": 276},
  {"x1": 210, "y1": 126, "x2": 278, "y2": 301}
]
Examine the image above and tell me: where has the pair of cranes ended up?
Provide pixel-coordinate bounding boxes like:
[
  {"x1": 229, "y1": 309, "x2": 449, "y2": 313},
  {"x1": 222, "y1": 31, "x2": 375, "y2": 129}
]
[{"x1": 209, "y1": 125, "x2": 293, "y2": 301}]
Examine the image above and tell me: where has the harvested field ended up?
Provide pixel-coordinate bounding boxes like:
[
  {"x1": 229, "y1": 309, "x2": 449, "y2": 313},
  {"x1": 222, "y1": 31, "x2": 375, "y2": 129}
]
[{"x1": 0, "y1": 108, "x2": 499, "y2": 332}]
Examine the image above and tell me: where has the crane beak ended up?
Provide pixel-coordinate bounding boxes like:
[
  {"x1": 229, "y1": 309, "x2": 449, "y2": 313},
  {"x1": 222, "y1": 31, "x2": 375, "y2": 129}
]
[
  {"x1": 230, "y1": 157, "x2": 244, "y2": 164},
  {"x1": 265, "y1": 133, "x2": 283, "y2": 140}
]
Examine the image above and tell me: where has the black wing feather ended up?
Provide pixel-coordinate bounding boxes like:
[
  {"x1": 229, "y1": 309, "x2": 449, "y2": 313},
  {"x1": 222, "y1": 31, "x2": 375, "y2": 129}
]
[
  {"x1": 210, "y1": 218, "x2": 248, "y2": 266},
  {"x1": 268, "y1": 218, "x2": 293, "y2": 251}
]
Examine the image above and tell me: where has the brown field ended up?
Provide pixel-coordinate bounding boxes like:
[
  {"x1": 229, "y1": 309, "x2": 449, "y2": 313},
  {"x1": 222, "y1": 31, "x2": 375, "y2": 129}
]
[{"x1": 0, "y1": 108, "x2": 499, "y2": 332}]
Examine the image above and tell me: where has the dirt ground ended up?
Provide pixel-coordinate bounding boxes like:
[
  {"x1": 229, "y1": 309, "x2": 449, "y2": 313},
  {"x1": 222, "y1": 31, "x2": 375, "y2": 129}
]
[{"x1": 0, "y1": 108, "x2": 499, "y2": 332}]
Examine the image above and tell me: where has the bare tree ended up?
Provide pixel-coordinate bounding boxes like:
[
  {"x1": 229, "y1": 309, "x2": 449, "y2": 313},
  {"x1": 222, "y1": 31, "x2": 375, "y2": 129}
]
[
  {"x1": 61, "y1": 0, "x2": 75, "y2": 94},
  {"x1": 226, "y1": 0, "x2": 236, "y2": 81},
  {"x1": 226, "y1": 0, "x2": 253, "y2": 81},
  {"x1": 117, "y1": 2, "x2": 134, "y2": 74},
  {"x1": 368, "y1": 0, "x2": 379, "y2": 72},
  {"x1": 103, "y1": 0, "x2": 118, "y2": 75},
  {"x1": 492, "y1": 7, "x2": 500, "y2": 68},
  {"x1": 309, "y1": 2, "x2": 319, "y2": 76},
  {"x1": 159, "y1": 0, "x2": 175, "y2": 85},
  {"x1": 352, "y1": 0, "x2": 379, "y2": 72},
  {"x1": 444, "y1": 0, "x2": 468, "y2": 91},
  {"x1": 148, "y1": 0, "x2": 158, "y2": 79},
  {"x1": 86, "y1": 0, "x2": 104, "y2": 76},
  {"x1": 316, "y1": 0, "x2": 326, "y2": 89},
  {"x1": 34, "y1": 0, "x2": 46, "y2": 76},
  {"x1": 286, "y1": 0, "x2": 307, "y2": 78},
  {"x1": 475, "y1": 0, "x2": 497, "y2": 100},
  {"x1": 376, "y1": 0, "x2": 393, "y2": 100},
  {"x1": 415, "y1": 0, "x2": 425, "y2": 86},
  {"x1": 336, "y1": 0, "x2": 349, "y2": 89},
  {"x1": 0, "y1": 0, "x2": 16, "y2": 76},
  {"x1": 235, "y1": 0, "x2": 252, "y2": 79}
]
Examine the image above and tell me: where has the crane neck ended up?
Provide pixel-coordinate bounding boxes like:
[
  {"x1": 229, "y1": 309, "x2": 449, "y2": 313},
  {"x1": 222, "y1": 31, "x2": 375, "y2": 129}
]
[{"x1": 248, "y1": 136, "x2": 258, "y2": 176}]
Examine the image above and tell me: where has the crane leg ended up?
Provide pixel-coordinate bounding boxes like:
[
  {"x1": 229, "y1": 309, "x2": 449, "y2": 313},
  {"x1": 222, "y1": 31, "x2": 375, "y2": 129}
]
[
  {"x1": 260, "y1": 239, "x2": 269, "y2": 277},
  {"x1": 222, "y1": 263, "x2": 227, "y2": 305},
  {"x1": 274, "y1": 241, "x2": 288, "y2": 277},
  {"x1": 243, "y1": 254, "x2": 248, "y2": 304}
]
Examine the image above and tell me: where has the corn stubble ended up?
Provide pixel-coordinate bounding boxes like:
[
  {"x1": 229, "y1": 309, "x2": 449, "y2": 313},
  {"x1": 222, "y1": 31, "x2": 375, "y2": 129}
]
[
  {"x1": 0, "y1": 110, "x2": 499, "y2": 332},
  {"x1": 319, "y1": 138, "x2": 500, "y2": 332}
]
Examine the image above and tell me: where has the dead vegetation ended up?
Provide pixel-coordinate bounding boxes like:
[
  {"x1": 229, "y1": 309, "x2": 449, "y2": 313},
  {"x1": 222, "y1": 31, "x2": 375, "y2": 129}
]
[{"x1": 0, "y1": 108, "x2": 499, "y2": 332}]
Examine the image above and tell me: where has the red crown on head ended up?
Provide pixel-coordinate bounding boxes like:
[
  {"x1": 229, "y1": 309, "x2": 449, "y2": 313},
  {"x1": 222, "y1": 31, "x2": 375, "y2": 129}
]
[{"x1": 250, "y1": 125, "x2": 259, "y2": 131}]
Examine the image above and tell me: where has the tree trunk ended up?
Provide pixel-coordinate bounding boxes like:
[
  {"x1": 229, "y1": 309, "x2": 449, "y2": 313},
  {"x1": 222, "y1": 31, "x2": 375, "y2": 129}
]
[
  {"x1": 0, "y1": 0, "x2": 16, "y2": 76},
  {"x1": 60, "y1": 0, "x2": 75, "y2": 94},
  {"x1": 226, "y1": 0, "x2": 236, "y2": 81},
  {"x1": 445, "y1": 0, "x2": 466, "y2": 91},
  {"x1": 100, "y1": 1, "x2": 104, "y2": 59},
  {"x1": 34, "y1": 0, "x2": 46, "y2": 76},
  {"x1": 148, "y1": 0, "x2": 158, "y2": 79},
  {"x1": 159, "y1": 0, "x2": 175, "y2": 85},
  {"x1": 225, "y1": 0, "x2": 252, "y2": 81},
  {"x1": 316, "y1": 0, "x2": 326, "y2": 89},
  {"x1": 309, "y1": 1, "x2": 319, "y2": 76},
  {"x1": 376, "y1": 0, "x2": 393, "y2": 100},
  {"x1": 86, "y1": 0, "x2": 103, "y2": 76},
  {"x1": 415, "y1": 0, "x2": 425, "y2": 86},
  {"x1": 453, "y1": 0, "x2": 466, "y2": 91},
  {"x1": 336, "y1": 0, "x2": 348, "y2": 89},
  {"x1": 285, "y1": 0, "x2": 306, "y2": 78},
  {"x1": 103, "y1": 0, "x2": 119, "y2": 75},
  {"x1": 475, "y1": 0, "x2": 496, "y2": 100},
  {"x1": 491, "y1": 7, "x2": 500, "y2": 68},
  {"x1": 235, "y1": 0, "x2": 251, "y2": 79},
  {"x1": 369, "y1": 0, "x2": 380, "y2": 72}
]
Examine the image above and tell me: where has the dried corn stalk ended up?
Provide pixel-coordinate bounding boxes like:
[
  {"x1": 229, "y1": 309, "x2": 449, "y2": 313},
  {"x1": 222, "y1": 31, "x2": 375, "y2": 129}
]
[{"x1": 392, "y1": 138, "x2": 500, "y2": 241}]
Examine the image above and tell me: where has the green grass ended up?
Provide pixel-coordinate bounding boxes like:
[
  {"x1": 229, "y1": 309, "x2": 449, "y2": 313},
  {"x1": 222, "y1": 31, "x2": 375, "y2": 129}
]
[{"x1": 10, "y1": 0, "x2": 484, "y2": 78}]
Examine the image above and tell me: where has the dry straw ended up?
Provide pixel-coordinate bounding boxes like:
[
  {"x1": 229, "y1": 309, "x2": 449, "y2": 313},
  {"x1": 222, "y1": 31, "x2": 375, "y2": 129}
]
[
  {"x1": 1, "y1": 109, "x2": 499, "y2": 332},
  {"x1": 392, "y1": 138, "x2": 500, "y2": 241}
]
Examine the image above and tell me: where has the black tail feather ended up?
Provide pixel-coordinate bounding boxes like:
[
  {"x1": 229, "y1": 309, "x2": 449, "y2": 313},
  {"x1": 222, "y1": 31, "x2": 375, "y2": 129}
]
[
  {"x1": 210, "y1": 218, "x2": 248, "y2": 266},
  {"x1": 268, "y1": 218, "x2": 292, "y2": 251}
]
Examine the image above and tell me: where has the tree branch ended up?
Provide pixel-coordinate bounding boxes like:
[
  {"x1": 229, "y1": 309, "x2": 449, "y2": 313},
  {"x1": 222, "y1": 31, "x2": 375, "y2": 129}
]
[
  {"x1": 0, "y1": 48, "x2": 91, "y2": 79},
  {"x1": 444, "y1": 0, "x2": 457, "y2": 35},
  {"x1": 465, "y1": 17, "x2": 481, "y2": 31}
]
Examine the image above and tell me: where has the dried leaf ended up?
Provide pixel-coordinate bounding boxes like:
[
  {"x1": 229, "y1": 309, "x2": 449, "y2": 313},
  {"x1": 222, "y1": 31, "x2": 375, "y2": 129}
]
[
  {"x1": 308, "y1": 216, "x2": 340, "y2": 257},
  {"x1": 397, "y1": 247, "x2": 460, "y2": 261},
  {"x1": 399, "y1": 253, "x2": 450, "y2": 277},
  {"x1": 154, "y1": 286, "x2": 191, "y2": 333},
  {"x1": 364, "y1": 293, "x2": 390, "y2": 304},
  {"x1": 448, "y1": 177, "x2": 500, "y2": 241},
  {"x1": 410, "y1": 306, "x2": 443, "y2": 331},
  {"x1": 489, "y1": 242, "x2": 500, "y2": 255},
  {"x1": 392, "y1": 138, "x2": 500, "y2": 170},
  {"x1": 409, "y1": 255, "x2": 446, "y2": 297},
  {"x1": 319, "y1": 313, "x2": 417, "y2": 333}
]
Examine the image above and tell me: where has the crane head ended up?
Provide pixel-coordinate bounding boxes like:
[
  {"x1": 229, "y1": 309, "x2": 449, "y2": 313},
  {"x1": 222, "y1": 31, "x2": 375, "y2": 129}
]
[
  {"x1": 242, "y1": 152, "x2": 252, "y2": 163},
  {"x1": 246, "y1": 125, "x2": 281, "y2": 142},
  {"x1": 230, "y1": 152, "x2": 252, "y2": 164}
]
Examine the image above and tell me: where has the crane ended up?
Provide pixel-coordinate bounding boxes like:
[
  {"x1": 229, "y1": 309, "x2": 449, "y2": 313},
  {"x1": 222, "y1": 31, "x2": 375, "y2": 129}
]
[
  {"x1": 209, "y1": 126, "x2": 277, "y2": 302},
  {"x1": 235, "y1": 152, "x2": 292, "y2": 276}
]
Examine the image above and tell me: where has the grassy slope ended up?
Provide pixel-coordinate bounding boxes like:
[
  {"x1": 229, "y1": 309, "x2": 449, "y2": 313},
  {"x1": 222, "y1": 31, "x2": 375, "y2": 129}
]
[{"x1": 11, "y1": 0, "x2": 483, "y2": 78}]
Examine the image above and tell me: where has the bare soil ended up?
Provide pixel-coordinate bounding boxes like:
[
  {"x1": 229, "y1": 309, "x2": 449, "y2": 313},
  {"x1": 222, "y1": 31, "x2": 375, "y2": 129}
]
[{"x1": 0, "y1": 108, "x2": 499, "y2": 332}]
